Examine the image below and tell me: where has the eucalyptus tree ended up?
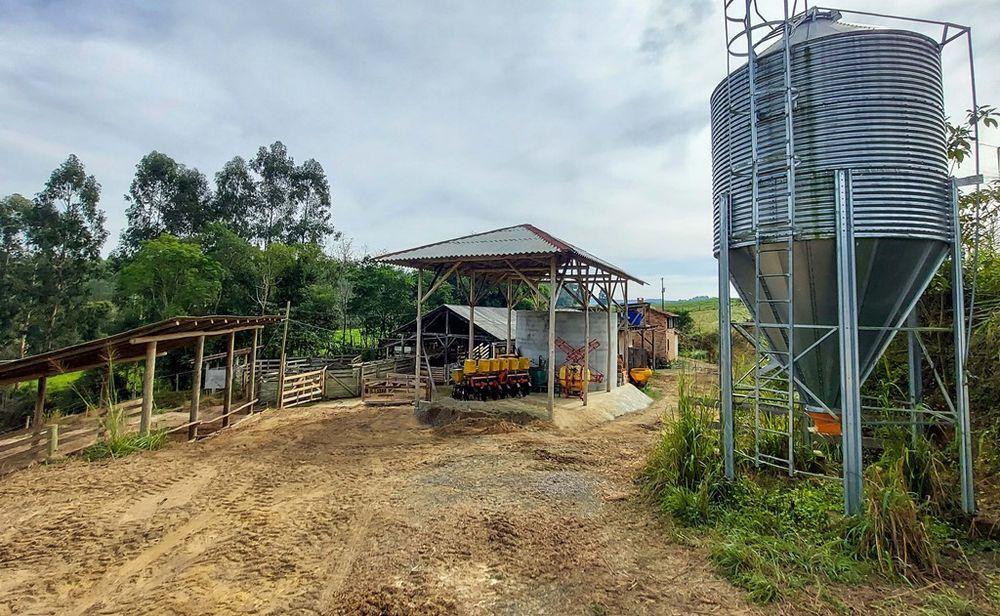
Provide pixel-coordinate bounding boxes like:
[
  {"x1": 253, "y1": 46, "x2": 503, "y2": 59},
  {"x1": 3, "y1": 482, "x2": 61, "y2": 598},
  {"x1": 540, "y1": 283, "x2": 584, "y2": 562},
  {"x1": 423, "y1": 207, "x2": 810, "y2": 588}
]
[
  {"x1": 118, "y1": 151, "x2": 213, "y2": 257},
  {"x1": 28, "y1": 155, "x2": 108, "y2": 350}
]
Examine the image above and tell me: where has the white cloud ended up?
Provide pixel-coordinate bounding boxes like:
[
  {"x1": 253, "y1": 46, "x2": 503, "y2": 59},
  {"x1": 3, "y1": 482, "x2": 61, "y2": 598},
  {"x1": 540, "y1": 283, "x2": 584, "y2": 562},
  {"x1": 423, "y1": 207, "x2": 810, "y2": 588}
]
[{"x1": 0, "y1": 0, "x2": 997, "y2": 299}]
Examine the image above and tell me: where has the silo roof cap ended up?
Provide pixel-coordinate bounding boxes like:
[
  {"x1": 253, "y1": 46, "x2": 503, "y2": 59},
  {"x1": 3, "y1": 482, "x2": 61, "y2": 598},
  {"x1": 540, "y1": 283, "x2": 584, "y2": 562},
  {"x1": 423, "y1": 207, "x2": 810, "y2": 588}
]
[{"x1": 760, "y1": 9, "x2": 874, "y2": 56}]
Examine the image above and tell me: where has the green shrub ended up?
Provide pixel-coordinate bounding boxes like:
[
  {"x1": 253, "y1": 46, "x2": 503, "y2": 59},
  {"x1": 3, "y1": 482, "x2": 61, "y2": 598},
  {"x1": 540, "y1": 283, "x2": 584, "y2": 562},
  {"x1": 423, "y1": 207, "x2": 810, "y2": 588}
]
[{"x1": 849, "y1": 450, "x2": 942, "y2": 579}]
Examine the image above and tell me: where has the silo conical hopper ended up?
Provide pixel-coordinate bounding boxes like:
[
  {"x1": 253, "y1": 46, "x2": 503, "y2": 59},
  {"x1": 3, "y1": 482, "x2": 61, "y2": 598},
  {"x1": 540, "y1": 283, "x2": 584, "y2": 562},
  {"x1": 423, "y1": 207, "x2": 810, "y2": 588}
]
[{"x1": 711, "y1": 11, "x2": 951, "y2": 411}]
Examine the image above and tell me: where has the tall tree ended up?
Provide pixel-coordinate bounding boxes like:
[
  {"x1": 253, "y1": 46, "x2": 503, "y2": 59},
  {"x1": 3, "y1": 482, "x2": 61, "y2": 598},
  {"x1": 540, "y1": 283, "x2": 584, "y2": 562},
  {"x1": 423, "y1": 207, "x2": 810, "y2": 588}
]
[
  {"x1": 289, "y1": 158, "x2": 335, "y2": 245},
  {"x1": 250, "y1": 141, "x2": 297, "y2": 247},
  {"x1": 212, "y1": 156, "x2": 257, "y2": 241},
  {"x1": 0, "y1": 194, "x2": 32, "y2": 357},
  {"x1": 118, "y1": 151, "x2": 212, "y2": 256},
  {"x1": 117, "y1": 235, "x2": 223, "y2": 323},
  {"x1": 27, "y1": 155, "x2": 107, "y2": 350}
]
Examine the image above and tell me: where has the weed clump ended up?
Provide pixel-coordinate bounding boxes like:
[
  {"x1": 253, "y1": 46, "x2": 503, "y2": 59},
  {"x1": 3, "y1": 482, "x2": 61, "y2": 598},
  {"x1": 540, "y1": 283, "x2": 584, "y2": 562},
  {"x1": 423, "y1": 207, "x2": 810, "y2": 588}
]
[
  {"x1": 83, "y1": 408, "x2": 168, "y2": 461},
  {"x1": 639, "y1": 375, "x2": 722, "y2": 525}
]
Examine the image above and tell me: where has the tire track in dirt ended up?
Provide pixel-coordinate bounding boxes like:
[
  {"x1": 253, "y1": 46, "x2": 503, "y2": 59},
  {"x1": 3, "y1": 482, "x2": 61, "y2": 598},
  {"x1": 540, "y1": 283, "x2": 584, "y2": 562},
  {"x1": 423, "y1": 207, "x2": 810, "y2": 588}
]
[
  {"x1": 66, "y1": 511, "x2": 215, "y2": 616},
  {"x1": 315, "y1": 455, "x2": 384, "y2": 612}
]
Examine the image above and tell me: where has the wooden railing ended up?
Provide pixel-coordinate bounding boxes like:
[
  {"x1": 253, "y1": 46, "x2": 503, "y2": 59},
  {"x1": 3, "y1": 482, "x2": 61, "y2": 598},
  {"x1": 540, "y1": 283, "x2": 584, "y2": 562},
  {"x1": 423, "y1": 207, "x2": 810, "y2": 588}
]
[{"x1": 0, "y1": 399, "x2": 143, "y2": 475}]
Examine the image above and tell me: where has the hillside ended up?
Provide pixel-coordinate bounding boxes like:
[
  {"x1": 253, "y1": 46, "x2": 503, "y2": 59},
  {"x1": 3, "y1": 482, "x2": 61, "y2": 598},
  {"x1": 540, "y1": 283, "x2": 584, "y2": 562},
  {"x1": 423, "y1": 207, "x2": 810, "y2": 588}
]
[{"x1": 659, "y1": 297, "x2": 750, "y2": 333}]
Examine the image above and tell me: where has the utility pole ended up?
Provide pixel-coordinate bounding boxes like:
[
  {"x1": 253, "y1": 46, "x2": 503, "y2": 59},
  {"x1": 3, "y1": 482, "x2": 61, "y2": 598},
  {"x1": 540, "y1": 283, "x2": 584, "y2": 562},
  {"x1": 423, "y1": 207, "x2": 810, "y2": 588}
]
[
  {"x1": 277, "y1": 301, "x2": 291, "y2": 409},
  {"x1": 660, "y1": 277, "x2": 665, "y2": 309}
]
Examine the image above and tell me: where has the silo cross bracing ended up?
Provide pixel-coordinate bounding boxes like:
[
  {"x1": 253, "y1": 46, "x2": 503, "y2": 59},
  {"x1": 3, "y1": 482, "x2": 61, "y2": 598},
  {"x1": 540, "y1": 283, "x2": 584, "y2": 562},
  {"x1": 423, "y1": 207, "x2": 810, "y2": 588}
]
[{"x1": 711, "y1": 10, "x2": 951, "y2": 412}]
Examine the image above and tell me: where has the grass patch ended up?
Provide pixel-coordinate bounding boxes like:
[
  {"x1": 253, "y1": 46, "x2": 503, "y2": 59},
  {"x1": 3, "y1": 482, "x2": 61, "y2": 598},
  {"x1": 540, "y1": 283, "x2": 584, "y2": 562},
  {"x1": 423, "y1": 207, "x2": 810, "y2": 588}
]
[
  {"x1": 83, "y1": 429, "x2": 167, "y2": 461},
  {"x1": 638, "y1": 374, "x2": 977, "y2": 606},
  {"x1": 82, "y1": 407, "x2": 168, "y2": 461}
]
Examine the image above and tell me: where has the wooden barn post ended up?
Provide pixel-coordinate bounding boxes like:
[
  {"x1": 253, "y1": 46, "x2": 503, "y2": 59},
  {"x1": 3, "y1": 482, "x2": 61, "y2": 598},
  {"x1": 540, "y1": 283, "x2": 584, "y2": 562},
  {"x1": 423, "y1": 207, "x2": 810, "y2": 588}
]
[
  {"x1": 605, "y1": 282, "x2": 613, "y2": 392},
  {"x1": 583, "y1": 278, "x2": 590, "y2": 406},
  {"x1": 222, "y1": 331, "x2": 235, "y2": 427},
  {"x1": 623, "y1": 280, "x2": 629, "y2": 385},
  {"x1": 547, "y1": 256, "x2": 557, "y2": 420},
  {"x1": 140, "y1": 341, "x2": 157, "y2": 435},
  {"x1": 415, "y1": 268, "x2": 423, "y2": 405},
  {"x1": 468, "y1": 271, "x2": 476, "y2": 357},
  {"x1": 506, "y1": 278, "x2": 513, "y2": 355},
  {"x1": 189, "y1": 335, "x2": 205, "y2": 440}
]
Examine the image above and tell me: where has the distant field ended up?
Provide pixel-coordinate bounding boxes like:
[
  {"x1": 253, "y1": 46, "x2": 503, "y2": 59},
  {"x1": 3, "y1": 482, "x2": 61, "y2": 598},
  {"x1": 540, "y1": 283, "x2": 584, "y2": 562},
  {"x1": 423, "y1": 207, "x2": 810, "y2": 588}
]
[
  {"x1": 660, "y1": 297, "x2": 750, "y2": 333},
  {"x1": 18, "y1": 371, "x2": 83, "y2": 394}
]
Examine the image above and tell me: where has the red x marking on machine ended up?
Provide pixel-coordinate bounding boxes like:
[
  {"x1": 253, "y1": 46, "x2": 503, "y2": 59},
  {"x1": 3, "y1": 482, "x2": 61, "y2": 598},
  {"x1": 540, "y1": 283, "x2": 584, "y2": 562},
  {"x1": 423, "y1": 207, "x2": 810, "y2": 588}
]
[{"x1": 554, "y1": 337, "x2": 604, "y2": 382}]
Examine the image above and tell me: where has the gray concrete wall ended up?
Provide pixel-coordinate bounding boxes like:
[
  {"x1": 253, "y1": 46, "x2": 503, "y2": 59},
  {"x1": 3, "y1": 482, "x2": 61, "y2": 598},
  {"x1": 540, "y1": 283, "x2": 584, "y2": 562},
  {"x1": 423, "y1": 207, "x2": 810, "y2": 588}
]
[{"x1": 516, "y1": 310, "x2": 618, "y2": 391}]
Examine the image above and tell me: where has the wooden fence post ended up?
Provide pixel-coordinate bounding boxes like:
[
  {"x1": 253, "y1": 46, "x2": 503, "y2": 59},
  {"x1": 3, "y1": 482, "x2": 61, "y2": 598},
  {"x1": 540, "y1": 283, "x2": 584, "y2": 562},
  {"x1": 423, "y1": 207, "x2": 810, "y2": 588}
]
[
  {"x1": 190, "y1": 335, "x2": 205, "y2": 441},
  {"x1": 47, "y1": 424, "x2": 59, "y2": 461},
  {"x1": 32, "y1": 376, "x2": 47, "y2": 446},
  {"x1": 277, "y1": 301, "x2": 291, "y2": 409},
  {"x1": 248, "y1": 328, "x2": 258, "y2": 409}
]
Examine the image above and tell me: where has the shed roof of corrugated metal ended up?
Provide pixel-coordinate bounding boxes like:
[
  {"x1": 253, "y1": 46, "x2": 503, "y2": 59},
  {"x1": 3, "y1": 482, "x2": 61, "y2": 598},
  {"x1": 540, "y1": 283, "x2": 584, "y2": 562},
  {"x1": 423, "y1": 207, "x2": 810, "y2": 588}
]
[
  {"x1": 377, "y1": 224, "x2": 643, "y2": 283},
  {"x1": 442, "y1": 304, "x2": 513, "y2": 340}
]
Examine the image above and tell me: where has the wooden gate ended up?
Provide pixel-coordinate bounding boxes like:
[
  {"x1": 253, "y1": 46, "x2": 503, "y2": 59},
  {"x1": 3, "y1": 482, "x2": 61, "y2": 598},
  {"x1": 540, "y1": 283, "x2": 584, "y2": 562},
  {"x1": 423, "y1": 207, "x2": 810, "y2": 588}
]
[{"x1": 280, "y1": 368, "x2": 326, "y2": 408}]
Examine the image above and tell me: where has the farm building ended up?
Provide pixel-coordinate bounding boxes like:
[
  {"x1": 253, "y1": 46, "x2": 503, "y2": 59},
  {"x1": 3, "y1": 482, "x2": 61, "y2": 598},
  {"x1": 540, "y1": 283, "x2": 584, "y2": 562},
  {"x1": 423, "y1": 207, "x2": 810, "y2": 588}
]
[
  {"x1": 377, "y1": 223, "x2": 646, "y2": 417},
  {"x1": 384, "y1": 304, "x2": 515, "y2": 365},
  {"x1": 624, "y1": 300, "x2": 679, "y2": 368}
]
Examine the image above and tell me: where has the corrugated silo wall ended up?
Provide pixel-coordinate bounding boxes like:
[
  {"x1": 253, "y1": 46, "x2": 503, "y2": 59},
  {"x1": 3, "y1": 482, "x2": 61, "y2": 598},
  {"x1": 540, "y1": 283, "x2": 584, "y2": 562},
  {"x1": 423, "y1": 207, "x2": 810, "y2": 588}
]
[{"x1": 515, "y1": 310, "x2": 618, "y2": 391}]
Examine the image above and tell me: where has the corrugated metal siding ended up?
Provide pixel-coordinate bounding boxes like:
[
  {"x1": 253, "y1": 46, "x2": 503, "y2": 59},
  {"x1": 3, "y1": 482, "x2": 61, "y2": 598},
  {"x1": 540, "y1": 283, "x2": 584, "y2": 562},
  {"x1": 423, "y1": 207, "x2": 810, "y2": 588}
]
[
  {"x1": 711, "y1": 28, "x2": 950, "y2": 251},
  {"x1": 378, "y1": 224, "x2": 643, "y2": 283}
]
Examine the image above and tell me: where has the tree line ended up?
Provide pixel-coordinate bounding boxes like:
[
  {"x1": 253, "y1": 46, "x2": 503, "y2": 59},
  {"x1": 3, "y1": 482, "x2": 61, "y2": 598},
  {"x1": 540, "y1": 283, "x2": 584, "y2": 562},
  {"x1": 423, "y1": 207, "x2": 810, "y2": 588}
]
[{"x1": 0, "y1": 141, "x2": 449, "y2": 366}]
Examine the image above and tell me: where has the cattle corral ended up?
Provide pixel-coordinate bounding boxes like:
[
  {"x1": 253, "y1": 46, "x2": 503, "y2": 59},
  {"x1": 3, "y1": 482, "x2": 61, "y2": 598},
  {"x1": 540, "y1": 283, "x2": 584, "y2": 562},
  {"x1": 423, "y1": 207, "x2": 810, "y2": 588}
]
[{"x1": 0, "y1": 368, "x2": 754, "y2": 616}]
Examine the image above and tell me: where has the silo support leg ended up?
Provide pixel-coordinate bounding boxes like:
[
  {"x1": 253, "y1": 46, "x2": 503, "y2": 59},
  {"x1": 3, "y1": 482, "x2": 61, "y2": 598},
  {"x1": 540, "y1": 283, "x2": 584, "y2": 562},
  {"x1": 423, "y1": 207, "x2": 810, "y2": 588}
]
[
  {"x1": 907, "y1": 310, "x2": 922, "y2": 447},
  {"x1": 835, "y1": 170, "x2": 863, "y2": 516},
  {"x1": 718, "y1": 195, "x2": 735, "y2": 481},
  {"x1": 951, "y1": 179, "x2": 975, "y2": 515}
]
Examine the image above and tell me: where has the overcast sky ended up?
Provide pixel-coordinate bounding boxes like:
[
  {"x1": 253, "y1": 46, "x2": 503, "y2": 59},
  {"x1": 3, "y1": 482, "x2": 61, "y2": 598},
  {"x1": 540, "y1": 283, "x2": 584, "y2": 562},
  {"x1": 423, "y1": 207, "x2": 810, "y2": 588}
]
[{"x1": 1, "y1": 1, "x2": 998, "y2": 299}]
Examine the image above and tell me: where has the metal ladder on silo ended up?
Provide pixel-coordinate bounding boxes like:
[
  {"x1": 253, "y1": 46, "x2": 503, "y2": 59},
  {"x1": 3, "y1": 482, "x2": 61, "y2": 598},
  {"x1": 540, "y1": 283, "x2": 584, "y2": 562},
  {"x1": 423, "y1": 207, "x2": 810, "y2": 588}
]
[{"x1": 728, "y1": 0, "x2": 800, "y2": 474}]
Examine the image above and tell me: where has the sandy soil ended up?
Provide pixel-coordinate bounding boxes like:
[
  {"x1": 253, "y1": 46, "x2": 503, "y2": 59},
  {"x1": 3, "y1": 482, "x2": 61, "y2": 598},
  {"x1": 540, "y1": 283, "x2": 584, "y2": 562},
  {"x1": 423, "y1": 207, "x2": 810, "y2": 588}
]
[{"x1": 0, "y1": 371, "x2": 758, "y2": 615}]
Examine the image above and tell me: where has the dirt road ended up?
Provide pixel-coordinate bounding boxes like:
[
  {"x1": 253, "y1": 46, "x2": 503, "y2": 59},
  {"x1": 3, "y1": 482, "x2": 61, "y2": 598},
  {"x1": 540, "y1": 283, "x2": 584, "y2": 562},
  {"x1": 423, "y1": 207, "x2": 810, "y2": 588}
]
[{"x1": 0, "y1": 372, "x2": 755, "y2": 615}]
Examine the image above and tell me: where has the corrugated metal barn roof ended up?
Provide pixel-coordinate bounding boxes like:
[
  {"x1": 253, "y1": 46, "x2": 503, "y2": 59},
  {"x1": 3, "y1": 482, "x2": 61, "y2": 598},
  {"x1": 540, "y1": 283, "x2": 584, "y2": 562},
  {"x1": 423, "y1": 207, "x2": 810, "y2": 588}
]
[
  {"x1": 442, "y1": 304, "x2": 514, "y2": 340},
  {"x1": 378, "y1": 224, "x2": 643, "y2": 284},
  {"x1": 386, "y1": 225, "x2": 557, "y2": 260},
  {"x1": 0, "y1": 315, "x2": 282, "y2": 386}
]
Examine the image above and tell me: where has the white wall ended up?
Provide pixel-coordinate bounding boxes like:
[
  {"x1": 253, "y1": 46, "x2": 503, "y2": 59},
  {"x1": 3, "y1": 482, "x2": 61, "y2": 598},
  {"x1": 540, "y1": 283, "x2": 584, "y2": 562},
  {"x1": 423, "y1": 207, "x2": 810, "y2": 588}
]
[{"x1": 516, "y1": 310, "x2": 619, "y2": 391}]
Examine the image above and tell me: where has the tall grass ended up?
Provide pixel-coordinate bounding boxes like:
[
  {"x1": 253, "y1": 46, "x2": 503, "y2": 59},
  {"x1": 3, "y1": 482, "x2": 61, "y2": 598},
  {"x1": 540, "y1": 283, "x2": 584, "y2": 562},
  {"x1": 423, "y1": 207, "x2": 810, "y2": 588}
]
[
  {"x1": 639, "y1": 374, "x2": 723, "y2": 525},
  {"x1": 83, "y1": 405, "x2": 167, "y2": 462},
  {"x1": 638, "y1": 373, "x2": 967, "y2": 604}
]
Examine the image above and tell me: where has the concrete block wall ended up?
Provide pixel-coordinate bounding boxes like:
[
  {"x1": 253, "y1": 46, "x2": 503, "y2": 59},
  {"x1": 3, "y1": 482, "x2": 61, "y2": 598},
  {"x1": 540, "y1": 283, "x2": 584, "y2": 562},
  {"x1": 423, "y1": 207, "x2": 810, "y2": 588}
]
[{"x1": 516, "y1": 310, "x2": 618, "y2": 391}]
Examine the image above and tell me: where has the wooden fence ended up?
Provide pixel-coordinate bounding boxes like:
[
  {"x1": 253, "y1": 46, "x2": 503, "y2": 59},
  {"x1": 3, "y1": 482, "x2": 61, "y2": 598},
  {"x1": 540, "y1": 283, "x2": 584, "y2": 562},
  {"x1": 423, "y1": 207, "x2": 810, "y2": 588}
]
[
  {"x1": 256, "y1": 355, "x2": 359, "y2": 379},
  {"x1": 362, "y1": 373, "x2": 431, "y2": 406},
  {"x1": 280, "y1": 368, "x2": 326, "y2": 408},
  {"x1": 0, "y1": 399, "x2": 144, "y2": 475},
  {"x1": 258, "y1": 356, "x2": 416, "y2": 404}
]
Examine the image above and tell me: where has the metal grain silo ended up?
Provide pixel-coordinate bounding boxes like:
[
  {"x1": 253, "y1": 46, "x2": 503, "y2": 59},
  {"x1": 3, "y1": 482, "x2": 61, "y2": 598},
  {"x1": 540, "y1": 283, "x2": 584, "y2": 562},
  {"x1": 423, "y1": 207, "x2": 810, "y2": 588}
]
[
  {"x1": 712, "y1": 5, "x2": 975, "y2": 515},
  {"x1": 712, "y1": 10, "x2": 950, "y2": 410}
]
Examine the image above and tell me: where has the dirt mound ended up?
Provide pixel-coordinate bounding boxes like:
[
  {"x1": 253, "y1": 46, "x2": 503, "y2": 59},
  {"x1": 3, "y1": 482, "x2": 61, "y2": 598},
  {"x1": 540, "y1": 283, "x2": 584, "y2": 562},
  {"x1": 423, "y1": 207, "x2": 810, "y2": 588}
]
[
  {"x1": 416, "y1": 404, "x2": 541, "y2": 435},
  {"x1": 327, "y1": 582, "x2": 458, "y2": 615}
]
